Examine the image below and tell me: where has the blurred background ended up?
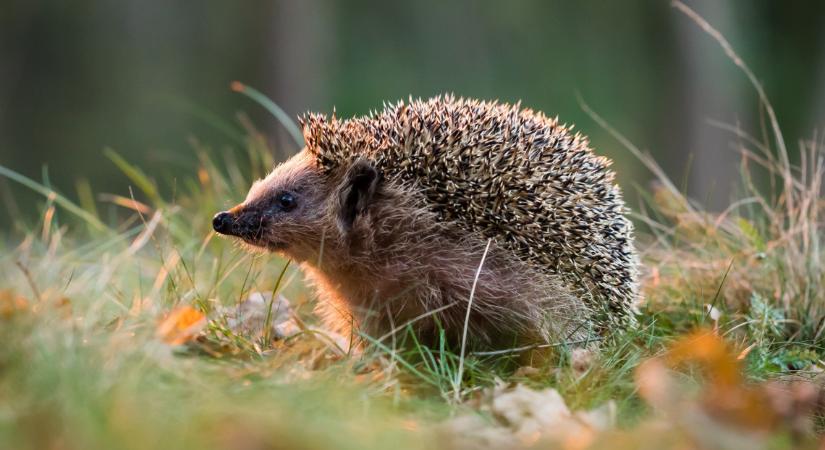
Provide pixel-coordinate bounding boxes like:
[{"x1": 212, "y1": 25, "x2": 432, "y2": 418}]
[{"x1": 1, "y1": 0, "x2": 824, "y2": 226}]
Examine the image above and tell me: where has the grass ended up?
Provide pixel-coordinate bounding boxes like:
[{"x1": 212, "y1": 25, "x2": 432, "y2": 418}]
[{"x1": 1, "y1": 4, "x2": 823, "y2": 448}]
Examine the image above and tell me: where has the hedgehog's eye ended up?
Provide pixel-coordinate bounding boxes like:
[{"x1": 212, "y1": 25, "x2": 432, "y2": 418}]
[{"x1": 277, "y1": 192, "x2": 297, "y2": 211}]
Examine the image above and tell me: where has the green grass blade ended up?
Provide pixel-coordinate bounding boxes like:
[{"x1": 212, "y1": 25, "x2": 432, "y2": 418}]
[
  {"x1": 75, "y1": 178, "x2": 100, "y2": 222},
  {"x1": 103, "y1": 148, "x2": 161, "y2": 204},
  {"x1": 231, "y1": 81, "x2": 304, "y2": 148},
  {"x1": 360, "y1": 333, "x2": 439, "y2": 387},
  {"x1": 0, "y1": 163, "x2": 108, "y2": 232}
]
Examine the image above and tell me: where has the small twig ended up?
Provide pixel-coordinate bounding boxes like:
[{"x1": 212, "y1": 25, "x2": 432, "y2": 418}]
[{"x1": 15, "y1": 260, "x2": 42, "y2": 302}]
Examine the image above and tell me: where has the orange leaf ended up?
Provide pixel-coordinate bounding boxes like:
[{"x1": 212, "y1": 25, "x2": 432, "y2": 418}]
[
  {"x1": 0, "y1": 289, "x2": 28, "y2": 318},
  {"x1": 157, "y1": 305, "x2": 206, "y2": 345},
  {"x1": 197, "y1": 167, "x2": 210, "y2": 187},
  {"x1": 666, "y1": 329, "x2": 741, "y2": 387}
]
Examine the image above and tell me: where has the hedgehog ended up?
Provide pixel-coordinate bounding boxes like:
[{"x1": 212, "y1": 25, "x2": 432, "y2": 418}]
[{"x1": 212, "y1": 95, "x2": 639, "y2": 350}]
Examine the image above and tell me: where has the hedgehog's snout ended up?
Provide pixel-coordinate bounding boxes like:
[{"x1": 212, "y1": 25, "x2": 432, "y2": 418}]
[
  {"x1": 212, "y1": 209, "x2": 266, "y2": 242},
  {"x1": 212, "y1": 211, "x2": 234, "y2": 234}
]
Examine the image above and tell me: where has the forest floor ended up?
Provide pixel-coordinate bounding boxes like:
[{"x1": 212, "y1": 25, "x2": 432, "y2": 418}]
[{"x1": 1, "y1": 8, "x2": 824, "y2": 448}]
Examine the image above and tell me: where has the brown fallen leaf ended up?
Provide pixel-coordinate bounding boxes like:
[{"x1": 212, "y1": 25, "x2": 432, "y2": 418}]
[
  {"x1": 157, "y1": 305, "x2": 207, "y2": 345},
  {"x1": 636, "y1": 329, "x2": 819, "y2": 442},
  {"x1": 221, "y1": 292, "x2": 298, "y2": 340},
  {"x1": 666, "y1": 329, "x2": 741, "y2": 388},
  {"x1": 0, "y1": 289, "x2": 28, "y2": 318}
]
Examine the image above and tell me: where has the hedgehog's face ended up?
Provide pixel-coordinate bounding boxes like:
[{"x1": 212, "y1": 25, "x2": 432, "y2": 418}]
[
  {"x1": 212, "y1": 149, "x2": 380, "y2": 264},
  {"x1": 212, "y1": 151, "x2": 330, "y2": 260}
]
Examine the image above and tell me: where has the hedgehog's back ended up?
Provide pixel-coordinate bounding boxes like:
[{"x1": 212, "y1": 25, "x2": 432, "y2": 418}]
[{"x1": 301, "y1": 96, "x2": 639, "y2": 322}]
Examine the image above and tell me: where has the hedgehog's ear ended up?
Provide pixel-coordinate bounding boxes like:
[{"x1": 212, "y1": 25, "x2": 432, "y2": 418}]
[{"x1": 337, "y1": 158, "x2": 379, "y2": 233}]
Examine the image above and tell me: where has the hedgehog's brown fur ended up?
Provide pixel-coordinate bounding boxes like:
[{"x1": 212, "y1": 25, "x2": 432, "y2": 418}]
[
  {"x1": 214, "y1": 95, "x2": 638, "y2": 349},
  {"x1": 303, "y1": 189, "x2": 590, "y2": 348}
]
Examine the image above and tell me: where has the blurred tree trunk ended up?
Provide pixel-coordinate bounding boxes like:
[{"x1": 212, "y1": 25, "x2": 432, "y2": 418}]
[
  {"x1": 672, "y1": 1, "x2": 744, "y2": 211},
  {"x1": 264, "y1": 0, "x2": 331, "y2": 159},
  {"x1": 0, "y1": 4, "x2": 30, "y2": 169},
  {"x1": 813, "y1": 29, "x2": 825, "y2": 133}
]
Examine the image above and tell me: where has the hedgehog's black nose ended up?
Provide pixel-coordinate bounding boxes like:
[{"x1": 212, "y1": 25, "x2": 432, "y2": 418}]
[{"x1": 212, "y1": 211, "x2": 233, "y2": 235}]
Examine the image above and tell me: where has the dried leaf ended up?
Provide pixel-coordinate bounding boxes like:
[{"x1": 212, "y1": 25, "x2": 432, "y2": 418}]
[
  {"x1": 444, "y1": 384, "x2": 612, "y2": 449},
  {"x1": 666, "y1": 329, "x2": 741, "y2": 387},
  {"x1": 736, "y1": 343, "x2": 757, "y2": 361},
  {"x1": 636, "y1": 329, "x2": 819, "y2": 439},
  {"x1": 0, "y1": 289, "x2": 28, "y2": 318},
  {"x1": 157, "y1": 305, "x2": 206, "y2": 345},
  {"x1": 221, "y1": 292, "x2": 296, "y2": 340}
]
